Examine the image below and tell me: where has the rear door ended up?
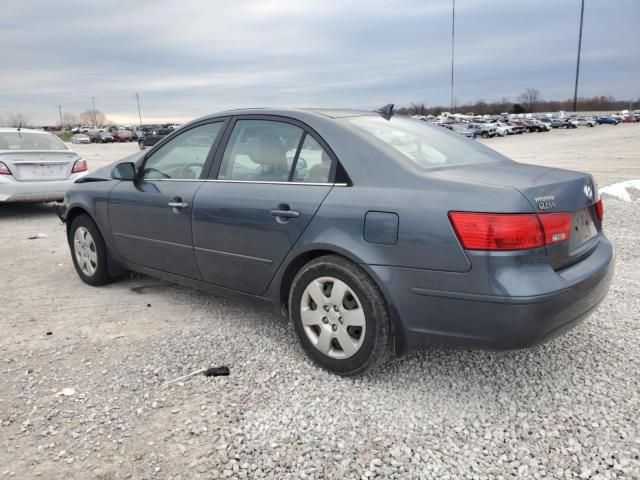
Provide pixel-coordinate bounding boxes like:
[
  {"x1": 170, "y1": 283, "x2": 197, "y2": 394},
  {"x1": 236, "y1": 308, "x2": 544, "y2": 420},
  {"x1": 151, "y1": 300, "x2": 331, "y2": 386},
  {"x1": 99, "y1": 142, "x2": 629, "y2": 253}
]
[
  {"x1": 108, "y1": 120, "x2": 226, "y2": 279},
  {"x1": 192, "y1": 116, "x2": 336, "y2": 294}
]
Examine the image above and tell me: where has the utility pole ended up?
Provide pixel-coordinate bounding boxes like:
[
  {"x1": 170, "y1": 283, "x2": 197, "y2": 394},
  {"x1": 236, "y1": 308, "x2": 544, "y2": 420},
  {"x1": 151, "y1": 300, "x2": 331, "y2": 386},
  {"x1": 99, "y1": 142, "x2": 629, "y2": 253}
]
[
  {"x1": 573, "y1": 0, "x2": 585, "y2": 112},
  {"x1": 90, "y1": 97, "x2": 97, "y2": 126},
  {"x1": 450, "y1": 0, "x2": 455, "y2": 112},
  {"x1": 135, "y1": 93, "x2": 143, "y2": 126},
  {"x1": 58, "y1": 105, "x2": 64, "y2": 130}
]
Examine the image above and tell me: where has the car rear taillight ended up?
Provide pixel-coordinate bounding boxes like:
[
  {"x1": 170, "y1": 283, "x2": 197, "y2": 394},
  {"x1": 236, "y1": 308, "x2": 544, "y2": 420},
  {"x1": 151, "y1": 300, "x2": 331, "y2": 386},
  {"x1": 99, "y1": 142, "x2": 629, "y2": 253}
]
[
  {"x1": 538, "y1": 213, "x2": 572, "y2": 245},
  {"x1": 0, "y1": 161, "x2": 11, "y2": 175},
  {"x1": 72, "y1": 158, "x2": 88, "y2": 173},
  {"x1": 595, "y1": 199, "x2": 604, "y2": 221},
  {"x1": 449, "y1": 212, "x2": 573, "y2": 251}
]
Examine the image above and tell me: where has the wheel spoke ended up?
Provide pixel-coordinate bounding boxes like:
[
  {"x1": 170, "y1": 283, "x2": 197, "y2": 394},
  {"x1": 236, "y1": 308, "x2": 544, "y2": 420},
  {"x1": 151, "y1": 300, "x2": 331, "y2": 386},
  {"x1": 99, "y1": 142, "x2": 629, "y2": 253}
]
[
  {"x1": 341, "y1": 308, "x2": 365, "y2": 327},
  {"x1": 335, "y1": 328, "x2": 357, "y2": 357},
  {"x1": 315, "y1": 328, "x2": 333, "y2": 354},
  {"x1": 301, "y1": 308, "x2": 321, "y2": 326},
  {"x1": 329, "y1": 280, "x2": 348, "y2": 306},
  {"x1": 306, "y1": 280, "x2": 327, "y2": 307},
  {"x1": 74, "y1": 228, "x2": 84, "y2": 245},
  {"x1": 88, "y1": 246, "x2": 97, "y2": 264}
]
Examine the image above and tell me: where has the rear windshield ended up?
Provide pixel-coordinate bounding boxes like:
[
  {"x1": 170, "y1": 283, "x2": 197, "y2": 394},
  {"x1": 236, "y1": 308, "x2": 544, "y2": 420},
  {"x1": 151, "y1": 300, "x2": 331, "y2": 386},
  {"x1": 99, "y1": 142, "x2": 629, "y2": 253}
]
[
  {"x1": 0, "y1": 132, "x2": 67, "y2": 151},
  {"x1": 345, "y1": 116, "x2": 504, "y2": 169}
]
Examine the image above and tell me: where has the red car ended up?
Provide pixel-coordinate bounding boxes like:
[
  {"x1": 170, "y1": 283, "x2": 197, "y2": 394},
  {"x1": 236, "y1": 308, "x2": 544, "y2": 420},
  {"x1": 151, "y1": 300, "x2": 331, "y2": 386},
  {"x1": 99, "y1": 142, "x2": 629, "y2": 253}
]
[
  {"x1": 112, "y1": 130, "x2": 134, "y2": 142},
  {"x1": 507, "y1": 121, "x2": 527, "y2": 134}
]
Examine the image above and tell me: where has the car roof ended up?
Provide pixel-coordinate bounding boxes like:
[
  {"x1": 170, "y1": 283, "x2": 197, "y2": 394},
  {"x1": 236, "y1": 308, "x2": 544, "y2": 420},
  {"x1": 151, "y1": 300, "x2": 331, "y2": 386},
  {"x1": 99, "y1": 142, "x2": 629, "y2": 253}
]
[
  {"x1": 198, "y1": 107, "x2": 378, "y2": 122},
  {"x1": 0, "y1": 127, "x2": 51, "y2": 134}
]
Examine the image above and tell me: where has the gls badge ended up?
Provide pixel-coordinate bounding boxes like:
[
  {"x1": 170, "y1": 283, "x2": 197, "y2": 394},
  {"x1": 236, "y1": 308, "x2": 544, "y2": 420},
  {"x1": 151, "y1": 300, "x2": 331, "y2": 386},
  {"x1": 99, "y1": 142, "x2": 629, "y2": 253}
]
[
  {"x1": 584, "y1": 184, "x2": 593, "y2": 200},
  {"x1": 534, "y1": 195, "x2": 556, "y2": 211}
]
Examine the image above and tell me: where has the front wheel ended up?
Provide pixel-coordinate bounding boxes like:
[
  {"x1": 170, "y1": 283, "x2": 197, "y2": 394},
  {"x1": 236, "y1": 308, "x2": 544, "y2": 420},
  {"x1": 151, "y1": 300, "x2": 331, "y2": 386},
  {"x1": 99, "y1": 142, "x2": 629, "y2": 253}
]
[
  {"x1": 139, "y1": 141, "x2": 146, "y2": 150},
  {"x1": 69, "y1": 214, "x2": 112, "y2": 286},
  {"x1": 289, "y1": 255, "x2": 392, "y2": 376}
]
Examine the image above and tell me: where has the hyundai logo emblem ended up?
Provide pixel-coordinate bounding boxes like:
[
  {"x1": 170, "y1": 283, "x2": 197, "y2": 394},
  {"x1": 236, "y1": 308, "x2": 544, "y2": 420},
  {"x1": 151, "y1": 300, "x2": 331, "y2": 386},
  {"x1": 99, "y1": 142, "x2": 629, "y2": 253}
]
[{"x1": 584, "y1": 185, "x2": 593, "y2": 200}]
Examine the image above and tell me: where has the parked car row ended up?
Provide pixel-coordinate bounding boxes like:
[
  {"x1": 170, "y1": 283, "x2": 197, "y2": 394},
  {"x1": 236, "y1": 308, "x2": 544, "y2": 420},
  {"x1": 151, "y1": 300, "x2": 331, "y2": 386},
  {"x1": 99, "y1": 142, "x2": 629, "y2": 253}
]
[
  {"x1": 440, "y1": 117, "x2": 551, "y2": 138},
  {"x1": 432, "y1": 112, "x2": 637, "y2": 140}
]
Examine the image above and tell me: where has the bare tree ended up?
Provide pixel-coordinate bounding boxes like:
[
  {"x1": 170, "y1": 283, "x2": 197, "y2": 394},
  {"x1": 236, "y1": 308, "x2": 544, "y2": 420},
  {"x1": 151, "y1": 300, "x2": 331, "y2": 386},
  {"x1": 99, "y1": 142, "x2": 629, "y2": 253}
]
[
  {"x1": 7, "y1": 114, "x2": 30, "y2": 127},
  {"x1": 498, "y1": 97, "x2": 511, "y2": 113},
  {"x1": 78, "y1": 109, "x2": 108, "y2": 126},
  {"x1": 473, "y1": 100, "x2": 489, "y2": 115},
  {"x1": 517, "y1": 88, "x2": 541, "y2": 113},
  {"x1": 62, "y1": 112, "x2": 79, "y2": 129}
]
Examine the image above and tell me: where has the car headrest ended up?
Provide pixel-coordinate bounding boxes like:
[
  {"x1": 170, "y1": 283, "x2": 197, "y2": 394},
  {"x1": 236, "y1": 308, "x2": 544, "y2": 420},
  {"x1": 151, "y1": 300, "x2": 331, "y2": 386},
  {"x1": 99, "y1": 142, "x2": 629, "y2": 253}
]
[{"x1": 248, "y1": 133, "x2": 286, "y2": 166}]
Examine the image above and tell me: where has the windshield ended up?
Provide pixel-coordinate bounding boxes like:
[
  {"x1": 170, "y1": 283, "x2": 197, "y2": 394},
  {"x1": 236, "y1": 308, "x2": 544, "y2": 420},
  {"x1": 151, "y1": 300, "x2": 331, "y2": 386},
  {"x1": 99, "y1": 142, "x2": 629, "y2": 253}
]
[
  {"x1": 0, "y1": 132, "x2": 68, "y2": 151},
  {"x1": 346, "y1": 116, "x2": 503, "y2": 169}
]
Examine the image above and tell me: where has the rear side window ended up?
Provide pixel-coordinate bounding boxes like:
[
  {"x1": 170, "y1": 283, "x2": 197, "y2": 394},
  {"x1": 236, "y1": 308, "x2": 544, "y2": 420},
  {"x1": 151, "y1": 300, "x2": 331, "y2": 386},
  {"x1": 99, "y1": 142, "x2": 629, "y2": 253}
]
[
  {"x1": 0, "y1": 132, "x2": 67, "y2": 151},
  {"x1": 292, "y1": 135, "x2": 332, "y2": 183},
  {"x1": 345, "y1": 116, "x2": 504, "y2": 169},
  {"x1": 218, "y1": 120, "x2": 304, "y2": 182}
]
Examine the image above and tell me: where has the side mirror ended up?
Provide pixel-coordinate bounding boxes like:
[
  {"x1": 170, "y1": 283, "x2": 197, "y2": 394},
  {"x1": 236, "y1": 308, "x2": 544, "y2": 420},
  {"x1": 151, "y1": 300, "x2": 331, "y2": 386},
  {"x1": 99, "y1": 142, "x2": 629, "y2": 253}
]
[{"x1": 112, "y1": 162, "x2": 137, "y2": 181}]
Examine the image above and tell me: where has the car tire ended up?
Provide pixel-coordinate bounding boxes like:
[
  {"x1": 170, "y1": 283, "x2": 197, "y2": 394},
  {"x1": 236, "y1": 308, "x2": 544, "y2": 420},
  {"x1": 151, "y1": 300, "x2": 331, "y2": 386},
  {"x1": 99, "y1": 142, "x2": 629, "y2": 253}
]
[
  {"x1": 69, "y1": 214, "x2": 112, "y2": 286},
  {"x1": 289, "y1": 255, "x2": 392, "y2": 376},
  {"x1": 139, "y1": 141, "x2": 146, "y2": 150},
  {"x1": 481, "y1": 132, "x2": 489, "y2": 138}
]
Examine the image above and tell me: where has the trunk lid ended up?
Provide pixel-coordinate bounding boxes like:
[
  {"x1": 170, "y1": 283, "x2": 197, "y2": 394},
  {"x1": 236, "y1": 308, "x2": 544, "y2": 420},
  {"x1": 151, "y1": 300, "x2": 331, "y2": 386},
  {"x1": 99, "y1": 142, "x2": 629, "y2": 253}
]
[
  {"x1": 0, "y1": 151, "x2": 79, "y2": 181},
  {"x1": 432, "y1": 162, "x2": 601, "y2": 269}
]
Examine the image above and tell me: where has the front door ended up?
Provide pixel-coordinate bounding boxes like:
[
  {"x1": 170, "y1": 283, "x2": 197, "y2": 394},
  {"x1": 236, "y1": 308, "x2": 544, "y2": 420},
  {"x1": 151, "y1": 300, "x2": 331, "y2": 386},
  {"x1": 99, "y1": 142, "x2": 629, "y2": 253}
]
[
  {"x1": 108, "y1": 121, "x2": 226, "y2": 279},
  {"x1": 192, "y1": 118, "x2": 336, "y2": 294}
]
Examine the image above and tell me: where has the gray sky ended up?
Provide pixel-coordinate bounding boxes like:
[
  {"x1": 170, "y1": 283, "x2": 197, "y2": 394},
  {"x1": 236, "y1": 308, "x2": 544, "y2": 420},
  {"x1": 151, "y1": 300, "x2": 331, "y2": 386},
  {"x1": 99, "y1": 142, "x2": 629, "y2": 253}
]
[{"x1": 1, "y1": 0, "x2": 638, "y2": 124}]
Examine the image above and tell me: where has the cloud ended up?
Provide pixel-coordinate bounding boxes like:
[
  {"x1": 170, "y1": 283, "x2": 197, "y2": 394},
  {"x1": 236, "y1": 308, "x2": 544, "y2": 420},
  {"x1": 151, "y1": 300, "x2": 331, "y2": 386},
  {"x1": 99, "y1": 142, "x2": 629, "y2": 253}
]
[{"x1": 0, "y1": 0, "x2": 638, "y2": 124}]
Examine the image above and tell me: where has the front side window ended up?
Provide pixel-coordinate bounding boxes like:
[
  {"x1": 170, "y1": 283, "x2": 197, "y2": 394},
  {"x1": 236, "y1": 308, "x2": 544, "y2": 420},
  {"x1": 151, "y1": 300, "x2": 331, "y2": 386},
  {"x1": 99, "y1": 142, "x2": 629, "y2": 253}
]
[
  {"x1": 142, "y1": 122, "x2": 222, "y2": 180},
  {"x1": 0, "y1": 132, "x2": 67, "y2": 151},
  {"x1": 292, "y1": 134, "x2": 332, "y2": 183},
  {"x1": 345, "y1": 116, "x2": 505, "y2": 169},
  {"x1": 218, "y1": 120, "x2": 303, "y2": 182}
]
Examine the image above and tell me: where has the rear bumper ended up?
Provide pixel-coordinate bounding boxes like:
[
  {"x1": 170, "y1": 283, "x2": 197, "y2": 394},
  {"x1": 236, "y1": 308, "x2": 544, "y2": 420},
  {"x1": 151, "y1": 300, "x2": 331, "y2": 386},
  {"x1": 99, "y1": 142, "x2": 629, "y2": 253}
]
[
  {"x1": 0, "y1": 174, "x2": 86, "y2": 202},
  {"x1": 369, "y1": 236, "x2": 615, "y2": 353}
]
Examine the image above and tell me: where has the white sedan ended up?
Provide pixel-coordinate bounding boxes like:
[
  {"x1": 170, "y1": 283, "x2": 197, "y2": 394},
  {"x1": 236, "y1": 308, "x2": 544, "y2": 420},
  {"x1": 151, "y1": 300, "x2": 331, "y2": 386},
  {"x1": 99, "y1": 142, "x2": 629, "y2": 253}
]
[
  {"x1": 493, "y1": 122, "x2": 514, "y2": 136},
  {"x1": 0, "y1": 128, "x2": 88, "y2": 202}
]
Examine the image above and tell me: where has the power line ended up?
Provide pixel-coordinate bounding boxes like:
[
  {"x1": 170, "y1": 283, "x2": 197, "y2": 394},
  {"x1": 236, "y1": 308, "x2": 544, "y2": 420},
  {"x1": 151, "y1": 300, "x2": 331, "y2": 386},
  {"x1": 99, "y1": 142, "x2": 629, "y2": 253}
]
[
  {"x1": 135, "y1": 93, "x2": 143, "y2": 126},
  {"x1": 573, "y1": 0, "x2": 585, "y2": 112}
]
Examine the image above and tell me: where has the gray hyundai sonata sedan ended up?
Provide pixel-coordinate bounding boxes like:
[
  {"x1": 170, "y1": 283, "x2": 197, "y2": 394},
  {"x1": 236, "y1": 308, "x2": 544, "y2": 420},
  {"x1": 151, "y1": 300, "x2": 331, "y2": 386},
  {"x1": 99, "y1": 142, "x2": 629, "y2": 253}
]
[{"x1": 59, "y1": 108, "x2": 614, "y2": 375}]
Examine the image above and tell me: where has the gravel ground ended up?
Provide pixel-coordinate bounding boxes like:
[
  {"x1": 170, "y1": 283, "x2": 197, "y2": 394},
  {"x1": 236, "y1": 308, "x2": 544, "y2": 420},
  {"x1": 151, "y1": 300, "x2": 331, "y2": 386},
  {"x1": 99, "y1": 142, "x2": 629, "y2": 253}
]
[{"x1": 1, "y1": 125, "x2": 639, "y2": 479}]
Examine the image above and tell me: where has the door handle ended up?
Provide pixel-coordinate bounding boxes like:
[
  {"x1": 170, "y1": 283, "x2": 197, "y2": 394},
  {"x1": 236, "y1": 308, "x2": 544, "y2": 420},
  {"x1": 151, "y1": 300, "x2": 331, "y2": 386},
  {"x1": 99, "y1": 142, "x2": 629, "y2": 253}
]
[
  {"x1": 270, "y1": 208, "x2": 300, "y2": 219},
  {"x1": 168, "y1": 201, "x2": 189, "y2": 208}
]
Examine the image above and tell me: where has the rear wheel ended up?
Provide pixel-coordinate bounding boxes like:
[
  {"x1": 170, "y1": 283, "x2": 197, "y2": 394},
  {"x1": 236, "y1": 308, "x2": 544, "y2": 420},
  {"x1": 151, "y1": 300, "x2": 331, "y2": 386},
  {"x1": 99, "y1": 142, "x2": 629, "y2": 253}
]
[
  {"x1": 289, "y1": 255, "x2": 392, "y2": 376},
  {"x1": 69, "y1": 215, "x2": 112, "y2": 286}
]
